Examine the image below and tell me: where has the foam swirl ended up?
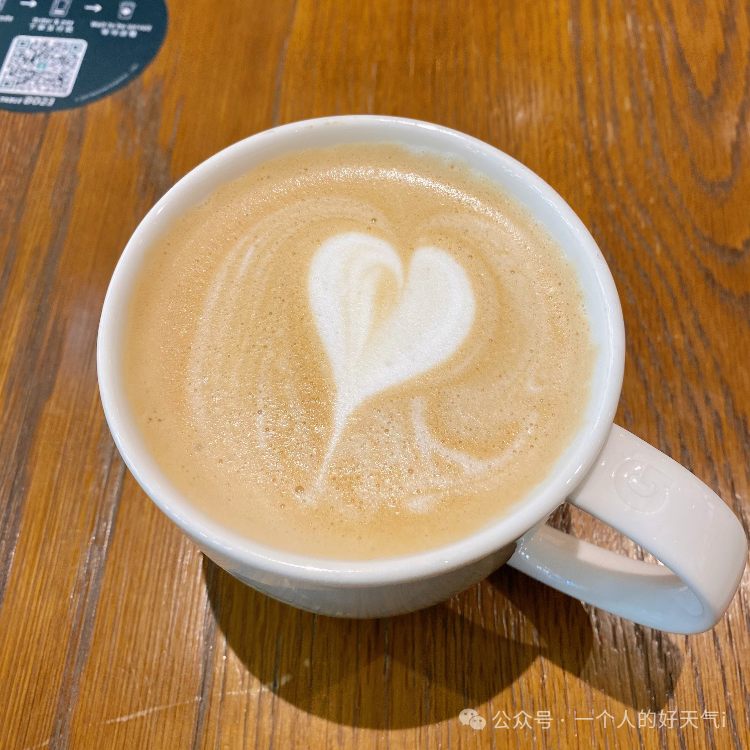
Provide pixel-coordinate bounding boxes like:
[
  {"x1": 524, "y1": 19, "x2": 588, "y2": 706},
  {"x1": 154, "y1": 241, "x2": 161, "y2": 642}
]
[{"x1": 124, "y1": 144, "x2": 595, "y2": 559}]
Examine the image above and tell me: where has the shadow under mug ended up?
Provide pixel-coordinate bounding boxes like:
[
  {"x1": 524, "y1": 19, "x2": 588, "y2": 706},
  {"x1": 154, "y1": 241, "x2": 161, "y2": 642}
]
[{"x1": 97, "y1": 116, "x2": 747, "y2": 634}]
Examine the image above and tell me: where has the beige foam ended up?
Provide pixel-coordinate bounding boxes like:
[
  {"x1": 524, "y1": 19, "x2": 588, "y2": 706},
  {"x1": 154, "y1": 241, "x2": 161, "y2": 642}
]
[{"x1": 124, "y1": 143, "x2": 595, "y2": 560}]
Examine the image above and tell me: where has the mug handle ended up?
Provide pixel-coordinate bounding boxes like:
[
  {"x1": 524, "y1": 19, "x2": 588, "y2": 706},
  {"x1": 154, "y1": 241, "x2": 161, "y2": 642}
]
[{"x1": 507, "y1": 425, "x2": 748, "y2": 634}]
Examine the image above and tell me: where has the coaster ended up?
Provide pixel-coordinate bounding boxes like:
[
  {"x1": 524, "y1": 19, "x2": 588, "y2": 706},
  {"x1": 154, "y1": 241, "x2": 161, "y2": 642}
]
[{"x1": 0, "y1": 0, "x2": 167, "y2": 112}]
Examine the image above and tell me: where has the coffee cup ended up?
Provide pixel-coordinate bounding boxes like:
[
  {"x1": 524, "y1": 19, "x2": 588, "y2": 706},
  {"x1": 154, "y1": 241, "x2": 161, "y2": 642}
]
[{"x1": 98, "y1": 116, "x2": 747, "y2": 632}]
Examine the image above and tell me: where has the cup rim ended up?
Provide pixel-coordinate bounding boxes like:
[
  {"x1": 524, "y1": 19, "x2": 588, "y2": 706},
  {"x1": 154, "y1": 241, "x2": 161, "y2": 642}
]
[{"x1": 97, "y1": 115, "x2": 625, "y2": 586}]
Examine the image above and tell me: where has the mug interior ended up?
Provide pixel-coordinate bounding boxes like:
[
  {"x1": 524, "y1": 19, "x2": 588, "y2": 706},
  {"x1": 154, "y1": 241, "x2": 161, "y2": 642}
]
[{"x1": 97, "y1": 116, "x2": 625, "y2": 585}]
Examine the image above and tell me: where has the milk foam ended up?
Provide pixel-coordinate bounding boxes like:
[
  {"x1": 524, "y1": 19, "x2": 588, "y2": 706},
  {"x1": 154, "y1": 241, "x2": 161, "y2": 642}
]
[
  {"x1": 308, "y1": 232, "x2": 476, "y2": 490},
  {"x1": 123, "y1": 143, "x2": 595, "y2": 559}
]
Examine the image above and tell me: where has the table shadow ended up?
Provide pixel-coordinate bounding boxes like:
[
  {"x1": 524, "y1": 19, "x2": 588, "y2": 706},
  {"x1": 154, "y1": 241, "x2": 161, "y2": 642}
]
[{"x1": 203, "y1": 557, "x2": 683, "y2": 729}]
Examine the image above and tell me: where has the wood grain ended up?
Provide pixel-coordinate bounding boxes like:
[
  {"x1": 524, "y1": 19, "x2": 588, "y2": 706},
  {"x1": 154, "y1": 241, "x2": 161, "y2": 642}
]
[{"x1": 1, "y1": 0, "x2": 749, "y2": 748}]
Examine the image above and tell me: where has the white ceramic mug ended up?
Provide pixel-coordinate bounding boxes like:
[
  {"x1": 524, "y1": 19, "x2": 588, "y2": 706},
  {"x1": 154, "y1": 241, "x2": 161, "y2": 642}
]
[{"x1": 98, "y1": 116, "x2": 747, "y2": 633}]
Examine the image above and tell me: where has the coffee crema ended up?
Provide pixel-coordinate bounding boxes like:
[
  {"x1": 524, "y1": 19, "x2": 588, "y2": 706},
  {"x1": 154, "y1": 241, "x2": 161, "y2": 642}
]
[{"x1": 124, "y1": 144, "x2": 595, "y2": 559}]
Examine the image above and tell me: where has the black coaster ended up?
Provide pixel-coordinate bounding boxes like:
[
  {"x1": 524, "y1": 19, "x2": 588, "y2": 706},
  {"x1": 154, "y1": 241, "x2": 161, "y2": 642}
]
[{"x1": 0, "y1": 0, "x2": 167, "y2": 112}]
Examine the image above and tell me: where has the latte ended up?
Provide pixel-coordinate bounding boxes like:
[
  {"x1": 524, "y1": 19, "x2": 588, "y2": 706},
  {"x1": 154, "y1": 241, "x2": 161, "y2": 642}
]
[{"x1": 124, "y1": 143, "x2": 595, "y2": 559}]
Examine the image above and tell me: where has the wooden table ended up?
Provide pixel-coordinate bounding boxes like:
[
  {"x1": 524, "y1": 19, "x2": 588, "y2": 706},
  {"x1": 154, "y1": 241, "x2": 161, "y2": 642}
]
[{"x1": 2, "y1": 0, "x2": 749, "y2": 748}]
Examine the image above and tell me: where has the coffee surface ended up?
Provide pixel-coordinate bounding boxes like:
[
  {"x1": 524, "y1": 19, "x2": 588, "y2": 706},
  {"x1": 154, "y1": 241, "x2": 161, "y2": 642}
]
[{"x1": 124, "y1": 144, "x2": 595, "y2": 559}]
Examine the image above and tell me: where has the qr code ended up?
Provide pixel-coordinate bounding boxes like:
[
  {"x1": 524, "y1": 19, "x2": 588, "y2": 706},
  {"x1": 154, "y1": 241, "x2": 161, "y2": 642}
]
[{"x1": 0, "y1": 36, "x2": 87, "y2": 98}]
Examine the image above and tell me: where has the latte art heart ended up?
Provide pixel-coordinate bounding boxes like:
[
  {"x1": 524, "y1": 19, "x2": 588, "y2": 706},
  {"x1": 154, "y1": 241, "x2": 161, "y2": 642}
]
[{"x1": 308, "y1": 232, "x2": 476, "y2": 482}]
